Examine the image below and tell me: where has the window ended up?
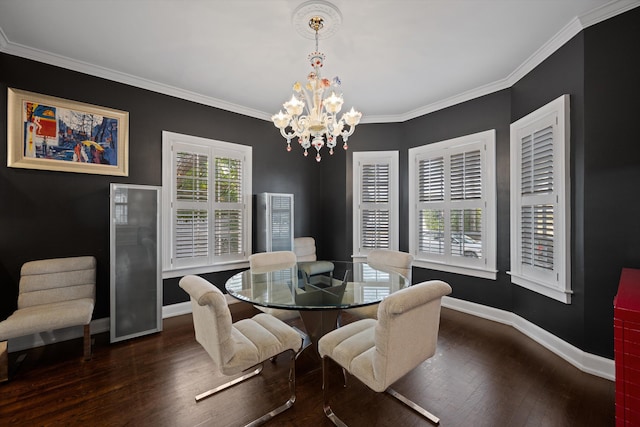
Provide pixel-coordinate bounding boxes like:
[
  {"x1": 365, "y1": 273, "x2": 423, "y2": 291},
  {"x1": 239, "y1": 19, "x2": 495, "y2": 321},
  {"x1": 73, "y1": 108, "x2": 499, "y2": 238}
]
[
  {"x1": 353, "y1": 151, "x2": 399, "y2": 257},
  {"x1": 162, "y1": 131, "x2": 252, "y2": 277},
  {"x1": 409, "y1": 130, "x2": 496, "y2": 279},
  {"x1": 510, "y1": 95, "x2": 571, "y2": 303}
]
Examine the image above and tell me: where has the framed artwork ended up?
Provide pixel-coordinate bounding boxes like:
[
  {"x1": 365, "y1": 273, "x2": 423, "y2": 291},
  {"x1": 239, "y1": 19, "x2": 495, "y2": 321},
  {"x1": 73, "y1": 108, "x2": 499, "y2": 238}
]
[{"x1": 7, "y1": 88, "x2": 129, "y2": 176}]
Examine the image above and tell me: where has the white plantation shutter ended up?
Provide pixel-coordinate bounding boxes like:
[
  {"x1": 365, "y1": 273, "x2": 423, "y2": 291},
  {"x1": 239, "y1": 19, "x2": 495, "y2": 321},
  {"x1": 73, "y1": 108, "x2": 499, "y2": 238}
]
[
  {"x1": 163, "y1": 131, "x2": 251, "y2": 274},
  {"x1": 353, "y1": 152, "x2": 398, "y2": 256},
  {"x1": 409, "y1": 130, "x2": 496, "y2": 279},
  {"x1": 213, "y1": 154, "x2": 244, "y2": 259},
  {"x1": 510, "y1": 95, "x2": 570, "y2": 304}
]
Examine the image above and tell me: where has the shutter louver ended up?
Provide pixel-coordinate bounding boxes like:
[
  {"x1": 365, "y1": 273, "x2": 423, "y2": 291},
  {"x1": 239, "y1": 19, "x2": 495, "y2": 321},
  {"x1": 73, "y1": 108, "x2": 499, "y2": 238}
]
[
  {"x1": 359, "y1": 161, "x2": 391, "y2": 250},
  {"x1": 176, "y1": 152, "x2": 208, "y2": 201},
  {"x1": 214, "y1": 209, "x2": 243, "y2": 256},
  {"x1": 451, "y1": 150, "x2": 481, "y2": 200},
  {"x1": 175, "y1": 209, "x2": 209, "y2": 259},
  {"x1": 522, "y1": 126, "x2": 554, "y2": 195},
  {"x1": 418, "y1": 209, "x2": 444, "y2": 254},
  {"x1": 418, "y1": 157, "x2": 444, "y2": 201}
]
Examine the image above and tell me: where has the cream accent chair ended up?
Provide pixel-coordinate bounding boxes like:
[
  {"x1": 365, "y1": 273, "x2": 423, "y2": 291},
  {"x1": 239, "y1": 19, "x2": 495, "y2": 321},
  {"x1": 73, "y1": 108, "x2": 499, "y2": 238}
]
[
  {"x1": 319, "y1": 280, "x2": 452, "y2": 426},
  {"x1": 179, "y1": 275, "x2": 302, "y2": 425},
  {"x1": 0, "y1": 256, "x2": 96, "y2": 382},
  {"x1": 345, "y1": 249, "x2": 413, "y2": 321},
  {"x1": 248, "y1": 251, "x2": 301, "y2": 322}
]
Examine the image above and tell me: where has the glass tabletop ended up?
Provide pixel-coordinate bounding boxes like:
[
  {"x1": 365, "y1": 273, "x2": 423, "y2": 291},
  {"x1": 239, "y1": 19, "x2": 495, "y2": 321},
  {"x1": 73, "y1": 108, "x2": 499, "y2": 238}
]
[{"x1": 225, "y1": 260, "x2": 409, "y2": 311}]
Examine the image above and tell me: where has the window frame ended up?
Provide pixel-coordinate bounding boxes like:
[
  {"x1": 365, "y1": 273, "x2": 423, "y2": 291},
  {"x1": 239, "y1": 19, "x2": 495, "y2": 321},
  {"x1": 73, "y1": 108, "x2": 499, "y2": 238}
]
[
  {"x1": 409, "y1": 130, "x2": 497, "y2": 280},
  {"x1": 352, "y1": 151, "x2": 399, "y2": 258},
  {"x1": 162, "y1": 131, "x2": 252, "y2": 278},
  {"x1": 509, "y1": 94, "x2": 571, "y2": 304}
]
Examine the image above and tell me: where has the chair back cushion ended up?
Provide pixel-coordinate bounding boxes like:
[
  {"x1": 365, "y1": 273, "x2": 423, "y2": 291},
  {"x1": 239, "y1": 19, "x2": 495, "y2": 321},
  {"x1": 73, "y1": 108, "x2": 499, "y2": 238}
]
[
  {"x1": 372, "y1": 280, "x2": 451, "y2": 391},
  {"x1": 249, "y1": 251, "x2": 297, "y2": 273},
  {"x1": 367, "y1": 250, "x2": 413, "y2": 283},
  {"x1": 293, "y1": 237, "x2": 317, "y2": 262},
  {"x1": 179, "y1": 275, "x2": 235, "y2": 366},
  {"x1": 18, "y1": 256, "x2": 96, "y2": 308}
]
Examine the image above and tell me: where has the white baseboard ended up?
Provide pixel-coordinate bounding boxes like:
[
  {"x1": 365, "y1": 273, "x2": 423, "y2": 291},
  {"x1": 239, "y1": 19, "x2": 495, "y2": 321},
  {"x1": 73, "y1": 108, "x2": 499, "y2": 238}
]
[
  {"x1": 442, "y1": 296, "x2": 615, "y2": 381},
  {"x1": 6, "y1": 298, "x2": 615, "y2": 381}
]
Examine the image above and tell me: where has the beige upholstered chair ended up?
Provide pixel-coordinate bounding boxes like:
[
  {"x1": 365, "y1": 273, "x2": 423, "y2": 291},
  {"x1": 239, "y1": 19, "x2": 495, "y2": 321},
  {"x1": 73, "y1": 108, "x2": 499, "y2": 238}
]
[
  {"x1": 248, "y1": 251, "x2": 301, "y2": 322},
  {"x1": 319, "y1": 280, "x2": 452, "y2": 425},
  {"x1": 179, "y1": 275, "x2": 302, "y2": 425},
  {"x1": 345, "y1": 249, "x2": 414, "y2": 321},
  {"x1": 0, "y1": 256, "x2": 96, "y2": 382},
  {"x1": 294, "y1": 237, "x2": 334, "y2": 285}
]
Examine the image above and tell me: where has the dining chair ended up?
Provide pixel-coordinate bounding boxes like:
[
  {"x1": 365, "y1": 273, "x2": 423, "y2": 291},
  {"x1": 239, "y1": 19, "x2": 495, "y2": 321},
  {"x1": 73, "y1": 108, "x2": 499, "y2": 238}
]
[
  {"x1": 343, "y1": 249, "x2": 414, "y2": 321},
  {"x1": 319, "y1": 280, "x2": 452, "y2": 426},
  {"x1": 179, "y1": 275, "x2": 302, "y2": 426},
  {"x1": 248, "y1": 251, "x2": 301, "y2": 322}
]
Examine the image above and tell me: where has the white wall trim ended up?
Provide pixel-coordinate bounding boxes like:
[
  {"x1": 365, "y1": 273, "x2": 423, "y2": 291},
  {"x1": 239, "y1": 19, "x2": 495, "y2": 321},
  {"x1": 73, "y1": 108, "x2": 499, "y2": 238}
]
[
  {"x1": 442, "y1": 296, "x2": 615, "y2": 381},
  {"x1": 162, "y1": 301, "x2": 192, "y2": 318}
]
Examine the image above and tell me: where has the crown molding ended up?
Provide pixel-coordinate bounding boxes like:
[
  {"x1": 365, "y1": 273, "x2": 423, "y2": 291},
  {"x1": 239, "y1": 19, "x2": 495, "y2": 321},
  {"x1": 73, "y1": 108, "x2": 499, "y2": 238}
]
[
  {"x1": 0, "y1": 39, "x2": 271, "y2": 122},
  {"x1": 1, "y1": 0, "x2": 638, "y2": 124}
]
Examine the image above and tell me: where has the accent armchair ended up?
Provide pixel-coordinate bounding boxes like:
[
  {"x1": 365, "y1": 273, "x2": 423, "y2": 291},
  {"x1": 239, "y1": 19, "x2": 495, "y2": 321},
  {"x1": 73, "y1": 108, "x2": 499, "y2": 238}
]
[
  {"x1": 179, "y1": 275, "x2": 302, "y2": 426},
  {"x1": 319, "y1": 280, "x2": 452, "y2": 425}
]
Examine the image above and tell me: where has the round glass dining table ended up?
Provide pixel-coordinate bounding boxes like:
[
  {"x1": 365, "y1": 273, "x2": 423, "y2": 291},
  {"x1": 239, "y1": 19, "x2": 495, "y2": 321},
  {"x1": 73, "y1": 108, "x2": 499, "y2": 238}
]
[{"x1": 225, "y1": 260, "x2": 409, "y2": 357}]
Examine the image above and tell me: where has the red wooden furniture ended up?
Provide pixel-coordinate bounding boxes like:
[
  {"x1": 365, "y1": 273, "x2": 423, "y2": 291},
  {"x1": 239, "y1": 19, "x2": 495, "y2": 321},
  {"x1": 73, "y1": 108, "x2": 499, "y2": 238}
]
[{"x1": 614, "y1": 268, "x2": 640, "y2": 426}]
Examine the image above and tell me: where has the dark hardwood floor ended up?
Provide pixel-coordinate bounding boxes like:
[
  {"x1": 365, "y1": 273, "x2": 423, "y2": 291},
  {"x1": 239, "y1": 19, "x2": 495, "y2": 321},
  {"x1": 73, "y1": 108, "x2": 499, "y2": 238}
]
[{"x1": 1, "y1": 307, "x2": 615, "y2": 426}]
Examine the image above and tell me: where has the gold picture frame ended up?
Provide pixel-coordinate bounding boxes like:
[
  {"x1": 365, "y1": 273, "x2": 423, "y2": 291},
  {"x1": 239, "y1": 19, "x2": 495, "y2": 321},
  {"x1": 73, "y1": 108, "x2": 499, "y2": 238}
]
[{"x1": 7, "y1": 88, "x2": 129, "y2": 176}]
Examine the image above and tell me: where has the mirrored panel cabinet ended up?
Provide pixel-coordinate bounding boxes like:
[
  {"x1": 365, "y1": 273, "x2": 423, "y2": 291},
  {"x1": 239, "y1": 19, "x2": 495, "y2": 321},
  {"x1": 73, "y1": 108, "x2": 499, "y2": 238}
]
[{"x1": 110, "y1": 183, "x2": 162, "y2": 343}]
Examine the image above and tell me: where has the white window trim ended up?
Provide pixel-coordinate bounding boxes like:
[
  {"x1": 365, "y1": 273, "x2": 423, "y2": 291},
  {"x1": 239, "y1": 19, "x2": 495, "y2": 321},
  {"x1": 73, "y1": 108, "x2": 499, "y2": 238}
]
[
  {"x1": 409, "y1": 130, "x2": 497, "y2": 280},
  {"x1": 161, "y1": 131, "x2": 252, "y2": 278},
  {"x1": 509, "y1": 94, "x2": 571, "y2": 304},
  {"x1": 352, "y1": 151, "x2": 399, "y2": 258}
]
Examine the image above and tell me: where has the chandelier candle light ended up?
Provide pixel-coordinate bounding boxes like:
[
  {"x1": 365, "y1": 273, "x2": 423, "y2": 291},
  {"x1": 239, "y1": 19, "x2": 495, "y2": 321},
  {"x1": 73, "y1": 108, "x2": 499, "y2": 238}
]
[{"x1": 272, "y1": 15, "x2": 361, "y2": 162}]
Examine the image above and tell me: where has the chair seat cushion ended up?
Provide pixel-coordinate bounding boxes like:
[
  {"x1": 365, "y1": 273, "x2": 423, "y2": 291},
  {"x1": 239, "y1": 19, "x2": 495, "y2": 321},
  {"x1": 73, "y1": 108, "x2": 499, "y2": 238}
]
[
  {"x1": 0, "y1": 298, "x2": 94, "y2": 341},
  {"x1": 222, "y1": 313, "x2": 302, "y2": 375}
]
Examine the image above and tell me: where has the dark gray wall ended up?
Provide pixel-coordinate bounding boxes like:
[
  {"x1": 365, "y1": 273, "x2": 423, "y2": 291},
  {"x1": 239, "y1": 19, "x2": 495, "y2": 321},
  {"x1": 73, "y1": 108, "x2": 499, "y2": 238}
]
[
  {"x1": 1, "y1": 7, "x2": 639, "y2": 358},
  {"x1": 0, "y1": 53, "x2": 322, "y2": 318}
]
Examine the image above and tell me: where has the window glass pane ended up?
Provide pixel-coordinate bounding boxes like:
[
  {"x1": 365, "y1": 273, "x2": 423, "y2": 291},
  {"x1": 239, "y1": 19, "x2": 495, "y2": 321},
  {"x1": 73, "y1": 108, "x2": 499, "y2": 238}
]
[
  {"x1": 175, "y1": 209, "x2": 209, "y2": 259},
  {"x1": 418, "y1": 157, "x2": 444, "y2": 202},
  {"x1": 418, "y1": 209, "x2": 444, "y2": 254},
  {"x1": 176, "y1": 152, "x2": 208, "y2": 201},
  {"x1": 214, "y1": 209, "x2": 243, "y2": 256},
  {"x1": 451, "y1": 150, "x2": 481, "y2": 200},
  {"x1": 362, "y1": 210, "x2": 390, "y2": 249},
  {"x1": 214, "y1": 157, "x2": 242, "y2": 203},
  {"x1": 451, "y1": 209, "x2": 483, "y2": 258}
]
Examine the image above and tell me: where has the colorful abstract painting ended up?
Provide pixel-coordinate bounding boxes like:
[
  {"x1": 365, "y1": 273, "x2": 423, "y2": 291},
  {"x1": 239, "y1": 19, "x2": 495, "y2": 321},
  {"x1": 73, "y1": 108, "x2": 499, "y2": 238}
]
[{"x1": 7, "y1": 88, "x2": 129, "y2": 176}]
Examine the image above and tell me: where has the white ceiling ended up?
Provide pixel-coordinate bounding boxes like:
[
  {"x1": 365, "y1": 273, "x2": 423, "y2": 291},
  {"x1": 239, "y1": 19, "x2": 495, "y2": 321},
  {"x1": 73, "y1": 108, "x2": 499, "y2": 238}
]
[{"x1": 0, "y1": 0, "x2": 638, "y2": 123}]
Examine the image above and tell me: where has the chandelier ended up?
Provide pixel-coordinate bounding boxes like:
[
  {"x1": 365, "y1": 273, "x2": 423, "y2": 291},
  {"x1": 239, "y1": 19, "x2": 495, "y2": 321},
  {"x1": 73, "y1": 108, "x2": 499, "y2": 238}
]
[{"x1": 272, "y1": 13, "x2": 362, "y2": 162}]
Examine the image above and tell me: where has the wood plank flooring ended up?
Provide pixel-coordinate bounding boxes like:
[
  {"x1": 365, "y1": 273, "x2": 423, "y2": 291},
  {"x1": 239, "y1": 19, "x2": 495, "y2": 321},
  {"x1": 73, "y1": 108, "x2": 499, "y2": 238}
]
[{"x1": 0, "y1": 307, "x2": 615, "y2": 426}]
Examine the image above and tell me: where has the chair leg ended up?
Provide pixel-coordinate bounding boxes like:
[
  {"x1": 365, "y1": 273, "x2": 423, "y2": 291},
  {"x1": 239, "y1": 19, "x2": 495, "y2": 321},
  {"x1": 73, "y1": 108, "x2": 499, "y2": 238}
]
[
  {"x1": 83, "y1": 324, "x2": 92, "y2": 361},
  {"x1": 386, "y1": 387, "x2": 440, "y2": 425},
  {"x1": 244, "y1": 349, "x2": 297, "y2": 427},
  {"x1": 322, "y1": 356, "x2": 348, "y2": 427},
  {"x1": 1, "y1": 341, "x2": 8, "y2": 382},
  {"x1": 196, "y1": 364, "x2": 264, "y2": 402}
]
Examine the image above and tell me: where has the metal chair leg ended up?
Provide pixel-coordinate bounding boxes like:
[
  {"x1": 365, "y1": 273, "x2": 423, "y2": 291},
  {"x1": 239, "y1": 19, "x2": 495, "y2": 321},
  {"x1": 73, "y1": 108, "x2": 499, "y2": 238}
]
[
  {"x1": 244, "y1": 350, "x2": 297, "y2": 427},
  {"x1": 386, "y1": 387, "x2": 440, "y2": 425},
  {"x1": 322, "y1": 356, "x2": 439, "y2": 426},
  {"x1": 322, "y1": 356, "x2": 348, "y2": 427},
  {"x1": 196, "y1": 364, "x2": 264, "y2": 402}
]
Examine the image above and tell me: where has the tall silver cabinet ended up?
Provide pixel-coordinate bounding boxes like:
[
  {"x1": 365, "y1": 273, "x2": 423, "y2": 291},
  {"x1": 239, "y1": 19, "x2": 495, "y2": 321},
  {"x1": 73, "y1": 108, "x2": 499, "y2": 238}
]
[
  {"x1": 256, "y1": 193, "x2": 294, "y2": 252},
  {"x1": 110, "y1": 183, "x2": 162, "y2": 343}
]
